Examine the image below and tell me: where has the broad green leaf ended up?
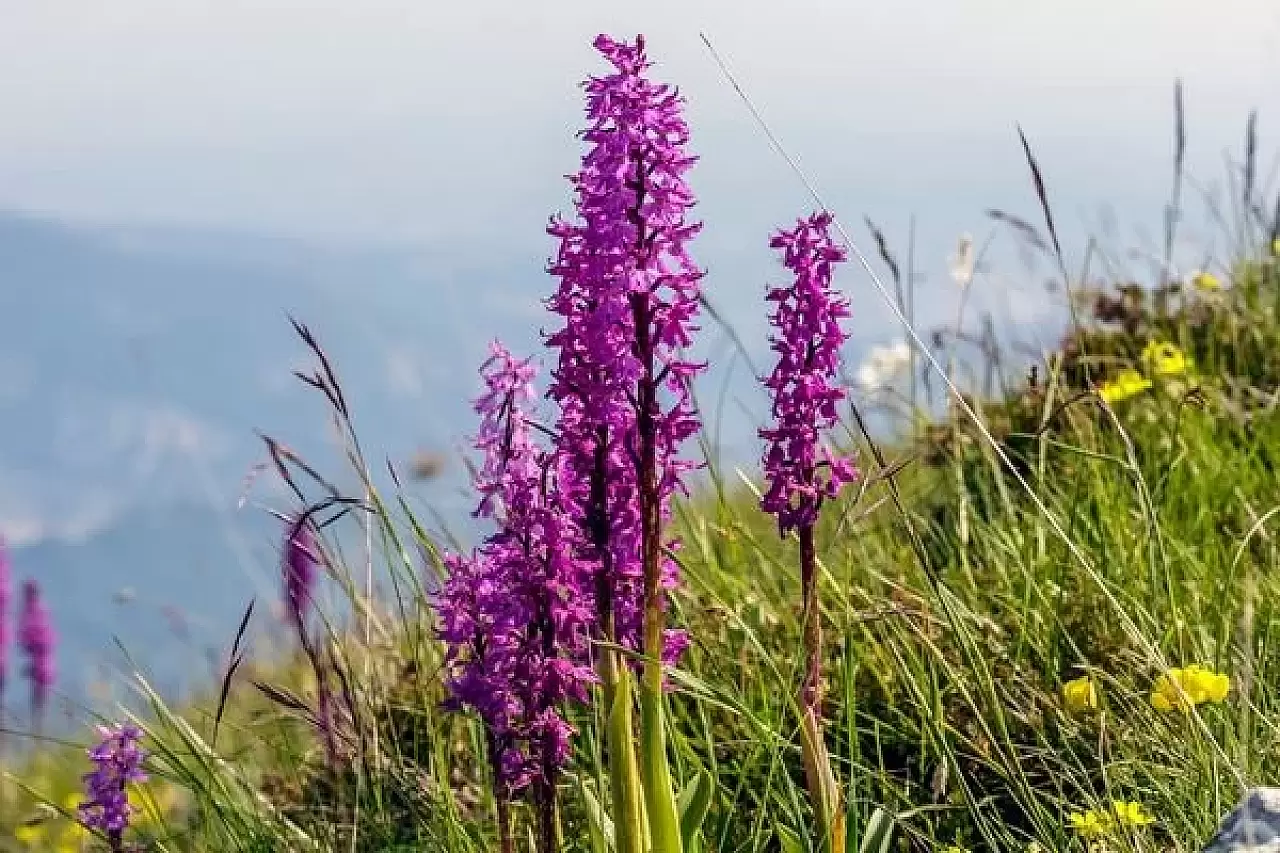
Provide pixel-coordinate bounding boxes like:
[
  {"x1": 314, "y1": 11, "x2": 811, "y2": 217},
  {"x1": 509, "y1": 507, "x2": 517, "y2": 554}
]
[{"x1": 640, "y1": 679, "x2": 684, "y2": 853}]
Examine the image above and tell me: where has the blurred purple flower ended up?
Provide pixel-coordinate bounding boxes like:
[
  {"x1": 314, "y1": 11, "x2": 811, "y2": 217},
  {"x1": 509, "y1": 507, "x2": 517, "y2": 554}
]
[
  {"x1": 79, "y1": 722, "x2": 148, "y2": 851},
  {"x1": 759, "y1": 211, "x2": 858, "y2": 536},
  {"x1": 17, "y1": 579, "x2": 54, "y2": 717},
  {"x1": 282, "y1": 515, "x2": 318, "y2": 636},
  {"x1": 545, "y1": 34, "x2": 703, "y2": 664},
  {"x1": 0, "y1": 536, "x2": 11, "y2": 697}
]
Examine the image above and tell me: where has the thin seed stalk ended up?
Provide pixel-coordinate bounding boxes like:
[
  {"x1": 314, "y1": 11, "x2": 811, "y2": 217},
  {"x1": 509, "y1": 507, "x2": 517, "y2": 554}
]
[{"x1": 798, "y1": 524, "x2": 844, "y2": 853}]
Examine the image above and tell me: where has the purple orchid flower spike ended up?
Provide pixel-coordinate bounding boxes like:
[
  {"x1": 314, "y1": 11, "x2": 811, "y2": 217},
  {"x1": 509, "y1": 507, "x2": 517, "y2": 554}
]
[
  {"x1": 759, "y1": 209, "x2": 857, "y2": 853},
  {"x1": 79, "y1": 723, "x2": 148, "y2": 852},
  {"x1": 436, "y1": 342, "x2": 595, "y2": 853},
  {"x1": 17, "y1": 579, "x2": 55, "y2": 723}
]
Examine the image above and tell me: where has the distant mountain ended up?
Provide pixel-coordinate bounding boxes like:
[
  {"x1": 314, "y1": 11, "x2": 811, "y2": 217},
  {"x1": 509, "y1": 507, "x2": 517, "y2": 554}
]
[{"x1": 0, "y1": 211, "x2": 550, "y2": 720}]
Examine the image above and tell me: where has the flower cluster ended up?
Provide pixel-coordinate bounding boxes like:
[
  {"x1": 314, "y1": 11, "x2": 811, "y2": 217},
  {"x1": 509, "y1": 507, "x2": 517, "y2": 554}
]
[
  {"x1": 17, "y1": 580, "x2": 55, "y2": 716},
  {"x1": 545, "y1": 33, "x2": 703, "y2": 660},
  {"x1": 1150, "y1": 664, "x2": 1229, "y2": 712},
  {"x1": 437, "y1": 343, "x2": 595, "y2": 794},
  {"x1": 1068, "y1": 800, "x2": 1155, "y2": 837},
  {"x1": 79, "y1": 723, "x2": 148, "y2": 849},
  {"x1": 759, "y1": 211, "x2": 857, "y2": 535},
  {"x1": 1098, "y1": 340, "x2": 1193, "y2": 406}
]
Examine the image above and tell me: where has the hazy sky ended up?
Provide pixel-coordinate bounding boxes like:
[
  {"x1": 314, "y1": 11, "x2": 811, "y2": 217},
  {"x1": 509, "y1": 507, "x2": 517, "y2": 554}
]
[{"x1": 2, "y1": 0, "x2": 1277, "y2": 254}]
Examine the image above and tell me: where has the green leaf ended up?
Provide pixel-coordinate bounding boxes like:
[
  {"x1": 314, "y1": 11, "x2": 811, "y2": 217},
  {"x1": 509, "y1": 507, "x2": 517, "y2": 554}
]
[
  {"x1": 776, "y1": 823, "x2": 808, "y2": 853},
  {"x1": 639, "y1": 680, "x2": 685, "y2": 853},
  {"x1": 677, "y1": 767, "x2": 714, "y2": 853},
  {"x1": 605, "y1": 661, "x2": 647, "y2": 853},
  {"x1": 579, "y1": 777, "x2": 615, "y2": 853},
  {"x1": 856, "y1": 808, "x2": 895, "y2": 853}
]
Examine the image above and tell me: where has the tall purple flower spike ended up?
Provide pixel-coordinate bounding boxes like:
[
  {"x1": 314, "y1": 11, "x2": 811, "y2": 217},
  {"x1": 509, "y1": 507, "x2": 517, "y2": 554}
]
[
  {"x1": 545, "y1": 34, "x2": 703, "y2": 664},
  {"x1": 17, "y1": 579, "x2": 55, "y2": 717},
  {"x1": 758, "y1": 211, "x2": 856, "y2": 848},
  {"x1": 759, "y1": 210, "x2": 858, "y2": 536},
  {"x1": 436, "y1": 342, "x2": 595, "y2": 795},
  {"x1": 79, "y1": 723, "x2": 148, "y2": 851}
]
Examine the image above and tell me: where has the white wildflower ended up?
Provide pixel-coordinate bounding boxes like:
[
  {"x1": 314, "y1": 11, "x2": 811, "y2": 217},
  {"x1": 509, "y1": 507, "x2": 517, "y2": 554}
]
[
  {"x1": 857, "y1": 341, "x2": 912, "y2": 391},
  {"x1": 949, "y1": 233, "x2": 975, "y2": 289}
]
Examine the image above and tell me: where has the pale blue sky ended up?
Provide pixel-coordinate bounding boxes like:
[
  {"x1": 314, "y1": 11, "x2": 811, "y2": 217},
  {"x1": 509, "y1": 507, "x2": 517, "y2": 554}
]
[{"x1": 1, "y1": 0, "x2": 1277, "y2": 249}]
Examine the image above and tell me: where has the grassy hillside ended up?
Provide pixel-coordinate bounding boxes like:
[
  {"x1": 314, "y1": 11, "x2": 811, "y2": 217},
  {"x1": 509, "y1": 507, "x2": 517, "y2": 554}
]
[{"x1": 5, "y1": 239, "x2": 1278, "y2": 853}]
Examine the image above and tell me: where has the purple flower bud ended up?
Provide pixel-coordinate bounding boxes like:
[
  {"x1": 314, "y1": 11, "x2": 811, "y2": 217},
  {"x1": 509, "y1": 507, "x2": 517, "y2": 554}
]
[
  {"x1": 17, "y1": 579, "x2": 54, "y2": 716},
  {"x1": 759, "y1": 211, "x2": 858, "y2": 535},
  {"x1": 0, "y1": 536, "x2": 11, "y2": 696},
  {"x1": 79, "y1": 723, "x2": 148, "y2": 850}
]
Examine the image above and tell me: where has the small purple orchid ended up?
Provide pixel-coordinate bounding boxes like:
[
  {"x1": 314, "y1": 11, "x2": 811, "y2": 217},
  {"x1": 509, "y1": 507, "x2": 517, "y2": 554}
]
[
  {"x1": 758, "y1": 210, "x2": 856, "y2": 852},
  {"x1": 760, "y1": 210, "x2": 857, "y2": 536},
  {"x1": 79, "y1": 723, "x2": 148, "y2": 851}
]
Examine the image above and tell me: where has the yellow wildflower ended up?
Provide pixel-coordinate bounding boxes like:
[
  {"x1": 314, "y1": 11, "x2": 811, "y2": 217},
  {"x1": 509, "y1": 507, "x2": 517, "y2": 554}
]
[
  {"x1": 1062, "y1": 675, "x2": 1100, "y2": 713},
  {"x1": 1069, "y1": 801, "x2": 1155, "y2": 838},
  {"x1": 1098, "y1": 369, "x2": 1153, "y2": 404},
  {"x1": 14, "y1": 821, "x2": 47, "y2": 846},
  {"x1": 1069, "y1": 809, "x2": 1111, "y2": 837},
  {"x1": 1150, "y1": 664, "x2": 1230, "y2": 712},
  {"x1": 1272, "y1": 237, "x2": 1280, "y2": 257},
  {"x1": 1111, "y1": 800, "x2": 1154, "y2": 828},
  {"x1": 1191, "y1": 270, "x2": 1222, "y2": 292},
  {"x1": 1140, "y1": 341, "x2": 1191, "y2": 377}
]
